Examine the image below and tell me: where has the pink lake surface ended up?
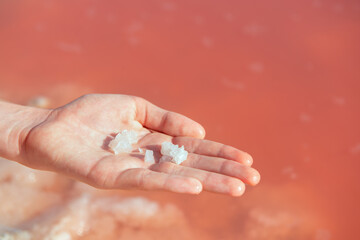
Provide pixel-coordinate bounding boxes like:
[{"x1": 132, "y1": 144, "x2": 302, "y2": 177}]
[{"x1": 0, "y1": 0, "x2": 360, "y2": 239}]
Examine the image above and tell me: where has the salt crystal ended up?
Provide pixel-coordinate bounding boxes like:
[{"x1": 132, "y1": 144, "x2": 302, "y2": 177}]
[
  {"x1": 160, "y1": 142, "x2": 188, "y2": 164},
  {"x1": 138, "y1": 148, "x2": 143, "y2": 153},
  {"x1": 120, "y1": 129, "x2": 138, "y2": 144},
  {"x1": 109, "y1": 130, "x2": 138, "y2": 154},
  {"x1": 144, "y1": 150, "x2": 155, "y2": 164},
  {"x1": 160, "y1": 142, "x2": 173, "y2": 156}
]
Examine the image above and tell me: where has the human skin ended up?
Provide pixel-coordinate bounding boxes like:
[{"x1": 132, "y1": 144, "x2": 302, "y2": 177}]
[{"x1": 0, "y1": 94, "x2": 260, "y2": 196}]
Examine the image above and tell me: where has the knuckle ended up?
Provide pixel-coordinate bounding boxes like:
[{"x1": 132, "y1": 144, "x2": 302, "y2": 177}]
[
  {"x1": 218, "y1": 144, "x2": 228, "y2": 156},
  {"x1": 219, "y1": 160, "x2": 231, "y2": 173},
  {"x1": 188, "y1": 153, "x2": 201, "y2": 167}
]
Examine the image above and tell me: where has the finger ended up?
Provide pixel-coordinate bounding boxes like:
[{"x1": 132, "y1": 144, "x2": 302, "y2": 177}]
[
  {"x1": 173, "y1": 137, "x2": 253, "y2": 166},
  {"x1": 182, "y1": 153, "x2": 260, "y2": 186},
  {"x1": 151, "y1": 162, "x2": 246, "y2": 196},
  {"x1": 134, "y1": 97, "x2": 205, "y2": 139},
  {"x1": 84, "y1": 156, "x2": 203, "y2": 194},
  {"x1": 115, "y1": 168, "x2": 202, "y2": 194}
]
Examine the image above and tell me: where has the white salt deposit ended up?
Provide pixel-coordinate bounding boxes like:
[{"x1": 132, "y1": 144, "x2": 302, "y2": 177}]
[
  {"x1": 39, "y1": 195, "x2": 90, "y2": 240},
  {"x1": 109, "y1": 130, "x2": 138, "y2": 154},
  {"x1": 160, "y1": 142, "x2": 188, "y2": 164},
  {"x1": 92, "y1": 196, "x2": 186, "y2": 229},
  {"x1": 144, "y1": 150, "x2": 155, "y2": 164},
  {"x1": 138, "y1": 148, "x2": 143, "y2": 153},
  {"x1": 0, "y1": 230, "x2": 31, "y2": 240}
]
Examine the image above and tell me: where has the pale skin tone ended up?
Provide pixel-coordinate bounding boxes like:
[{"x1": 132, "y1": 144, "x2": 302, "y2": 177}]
[{"x1": 0, "y1": 94, "x2": 260, "y2": 196}]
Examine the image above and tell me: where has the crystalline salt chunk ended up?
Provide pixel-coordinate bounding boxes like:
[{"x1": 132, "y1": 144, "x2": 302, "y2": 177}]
[
  {"x1": 160, "y1": 142, "x2": 188, "y2": 164},
  {"x1": 109, "y1": 130, "x2": 138, "y2": 154},
  {"x1": 160, "y1": 142, "x2": 173, "y2": 156},
  {"x1": 121, "y1": 129, "x2": 138, "y2": 144},
  {"x1": 173, "y1": 150, "x2": 188, "y2": 165},
  {"x1": 144, "y1": 150, "x2": 155, "y2": 164}
]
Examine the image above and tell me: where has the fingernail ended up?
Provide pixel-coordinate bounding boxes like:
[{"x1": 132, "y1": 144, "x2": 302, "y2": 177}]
[
  {"x1": 197, "y1": 128, "x2": 206, "y2": 138},
  {"x1": 230, "y1": 183, "x2": 245, "y2": 196},
  {"x1": 246, "y1": 158, "x2": 253, "y2": 166},
  {"x1": 251, "y1": 174, "x2": 261, "y2": 185},
  {"x1": 193, "y1": 184, "x2": 203, "y2": 194}
]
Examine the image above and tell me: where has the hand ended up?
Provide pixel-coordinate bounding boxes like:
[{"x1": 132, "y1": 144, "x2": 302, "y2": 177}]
[{"x1": 20, "y1": 94, "x2": 260, "y2": 196}]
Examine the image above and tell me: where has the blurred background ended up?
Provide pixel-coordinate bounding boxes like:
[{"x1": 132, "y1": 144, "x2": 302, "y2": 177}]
[{"x1": 0, "y1": 0, "x2": 359, "y2": 239}]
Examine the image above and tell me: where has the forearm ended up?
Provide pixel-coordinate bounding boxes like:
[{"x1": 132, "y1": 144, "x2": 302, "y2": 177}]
[{"x1": 0, "y1": 101, "x2": 50, "y2": 162}]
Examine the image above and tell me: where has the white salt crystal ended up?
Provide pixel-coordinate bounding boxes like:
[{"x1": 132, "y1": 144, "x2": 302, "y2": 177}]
[
  {"x1": 109, "y1": 130, "x2": 138, "y2": 154},
  {"x1": 144, "y1": 150, "x2": 155, "y2": 164},
  {"x1": 173, "y1": 150, "x2": 188, "y2": 165},
  {"x1": 121, "y1": 129, "x2": 138, "y2": 144},
  {"x1": 138, "y1": 148, "x2": 143, "y2": 153},
  {"x1": 160, "y1": 142, "x2": 173, "y2": 156},
  {"x1": 160, "y1": 142, "x2": 188, "y2": 164}
]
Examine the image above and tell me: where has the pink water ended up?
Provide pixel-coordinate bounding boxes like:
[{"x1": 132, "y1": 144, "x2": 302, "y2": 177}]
[{"x1": 0, "y1": 0, "x2": 359, "y2": 239}]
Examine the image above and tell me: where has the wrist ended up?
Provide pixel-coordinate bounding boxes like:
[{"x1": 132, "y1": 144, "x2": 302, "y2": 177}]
[{"x1": 0, "y1": 101, "x2": 51, "y2": 162}]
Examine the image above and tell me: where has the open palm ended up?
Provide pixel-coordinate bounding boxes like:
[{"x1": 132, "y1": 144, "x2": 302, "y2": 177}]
[{"x1": 22, "y1": 94, "x2": 260, "y2": 196}]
